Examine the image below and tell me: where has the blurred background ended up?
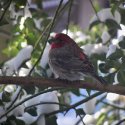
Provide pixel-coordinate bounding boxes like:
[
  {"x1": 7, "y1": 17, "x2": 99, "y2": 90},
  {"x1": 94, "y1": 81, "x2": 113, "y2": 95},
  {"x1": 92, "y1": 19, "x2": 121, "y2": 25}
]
[
  {"x1": 42, "y1": 0, "x2": 109, "y2": 31},
  {"x1": 0, "y1": 0, "x2": 109, "y2": 61},
  {"x1": 1, "y1": 0, "x2": 125, "y2": 125}
]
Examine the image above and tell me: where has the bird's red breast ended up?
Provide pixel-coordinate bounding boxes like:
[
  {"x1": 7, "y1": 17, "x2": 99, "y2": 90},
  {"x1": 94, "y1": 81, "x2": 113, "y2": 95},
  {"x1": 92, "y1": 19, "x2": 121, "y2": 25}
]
[
  {"x1": 50, "y1": 33, "x2": 87, "y2": 61},
  {"x1": 50, "y1": 33, "x2": 71, "y2": 49}
]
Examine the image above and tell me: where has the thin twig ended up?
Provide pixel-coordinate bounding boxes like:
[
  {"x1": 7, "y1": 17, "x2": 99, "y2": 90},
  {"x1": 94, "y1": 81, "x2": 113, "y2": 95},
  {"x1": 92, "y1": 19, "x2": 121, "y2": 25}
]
[
  {"x1": 33, "y1": 0, "x2": 70, "y2": 52},
  {"x1": 66, "y1": 0, "x2": 73, "y2": 34},
  {"x1": 96, "y1": 94, "x2": 107, "y2": 105},
  {"x1": 29, "y1": 0, "x2": 71, "y2": 76},
  {"x1": 6, "y1": 86, "x2": 22, "y2": 110},
  {"x1": 28, "y1": 0, "x2": 64, "y2": 76},
  {"x1": 0, "y1": 0, "x2": 12, "y2": 22},
  {"x1": 74, "y1": 108, "x2": 86, "y2": 125},
  {"x1": 1, "y1": 76, "x2": 125, "y2": 119},
  {"x1": 101, "y1": 101, "x2": 125, "y2": 110},
  {"x1": 81, "y1": 93, "x2": 125, "y2": 110},
  {"x1": 115, "y1": 118, "x2": 125, "y2": 125},
  {"x1": 25, "y1": 101, "x2": 69, "y2": 112},
  {"x1": 89, "y1": 0, "x2": 100, "y2": 21},
  {"x1": 75, "y1": 115, "x2": 86, "y2": 125},
  {"x1": 6, "y1": 0, "x2": 30, "y2": 108},
  {"x1": 0, "y1": 87, "x2": 64, "y2": 119},
  {"x1": 47, "y1": 91, "x2": 103, "y2": 116}
]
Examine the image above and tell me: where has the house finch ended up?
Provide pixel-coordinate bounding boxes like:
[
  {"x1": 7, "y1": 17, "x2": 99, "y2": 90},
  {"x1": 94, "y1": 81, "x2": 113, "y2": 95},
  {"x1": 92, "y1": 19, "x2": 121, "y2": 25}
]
[{"x1": 48, "y1": 33, "x2": 106, "y2": 84}]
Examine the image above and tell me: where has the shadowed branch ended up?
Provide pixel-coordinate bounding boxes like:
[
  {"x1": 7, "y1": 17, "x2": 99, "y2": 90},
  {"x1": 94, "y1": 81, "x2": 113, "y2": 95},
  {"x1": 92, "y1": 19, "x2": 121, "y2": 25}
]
[{"x1": 0, "y1": 76, "x2": 125, "y2": 95}]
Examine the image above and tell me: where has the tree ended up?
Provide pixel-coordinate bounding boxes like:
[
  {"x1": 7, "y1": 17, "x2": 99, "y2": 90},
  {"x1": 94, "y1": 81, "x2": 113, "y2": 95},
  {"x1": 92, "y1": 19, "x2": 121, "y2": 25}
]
[{"x1": 0, "y1": 0, "x2": 125, "y2": 125}]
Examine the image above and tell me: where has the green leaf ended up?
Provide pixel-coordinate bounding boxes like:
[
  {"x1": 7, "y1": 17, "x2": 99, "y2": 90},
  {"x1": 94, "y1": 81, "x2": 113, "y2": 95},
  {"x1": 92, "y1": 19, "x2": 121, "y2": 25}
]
[
  {"x1": 110, "y1": 3, "x2": 121, "y2": 16},
  {"x1": 99, "y1": 62, "x2": 108, "y2": 73},
  {"x1": 119, "y1": 9, "x2": 125, "y2": 25},
  {"x1": 0, "y1": 17, "x2": 9, "y2": 26},
  {"x1": 0, "y1": 85, "x2": 5, "y2": 93},
  {"x1": 26, "y1": 107, "x2": 37, "y2": 116},
  {"x1": 31, "y1": 10, "x2": 48, "y2": 19},
  {"x1": 92, "y1": 53, "x2": 106, "y2": 61},
  {"x1": 76, "y1": 108, "x2": 86, "y2": 116},
  {"x1": 23, "y1": 86, "x2": 36, "y2": 94},
  {"x1": 117, "y1": 70, "x2": 125, "y2": 85},
  {"x1": 108, "y1": 28, "x2": 117, "y2": 37},
  {"x1": 42, "y1": 18, "x2": 52, "y2": 27},
  {"x1": 108, "y1": 49, "x2": 123, "y2": 60},
  {"x1": 14, "y1": 0, "x2": 27, "y2": 7},
  {"x1": 46, "y1": 116, "x2": 58, "y2": 125},
  {"x1": 24, "y1": 17, "x2": 35, "y2": 30},
  {"x1": 96, "y1": 37, "x2": 102, "y2": 43},
  {"x1": 15, "y1": 119, "x2": 25, "y2": 125},
  {"x1": 89, "y1": 20, "x2": 101, "y2": 30},
  {"x1": 5, "y1": 115, "x2": 16, "y2": 125},
  {"x1": 12, "y1": 24, "x2": 21, "y2": 33},
  {"x1": 105, "y1": 19, "x2": 121, "y2": 29},
  {"x1": 119, "y1": 37, "x2": 125, "y2": 49},
  {"x1": 104, "y1": 73, "x2": 115, "y2": 84},
  {"x1": 96, "y1": 113, "x2": 106, "y2": 125},
  {"x1": 5, "y1": 115, "x2": 25, "y2": 125},
  {"x1": 2, "y1": 91, "x2": 11, "y2": 102},
  {"x1": 110, "y1": 0, "x2": 118, "y2": 4},
  {"x1": 86, "y1": 89, "x2": 91, "y2": 96},
  {"x1": 121, "y1": 56, "x2": 125, "y2": 67},
  {"x1": 104, "y1": 59, "x2": 121, "y2": 71},
  {"x1": 0, "y1": 99, "x2": 4, "y2": 106},
  {"x1": 26, "y1": 32, "x2": 37, "y2": 44},
  {"x1": 0, "y1": 61, "x2": 5, "y2": 68},
  {"x1": 71, "y1": 89, "x2": 80, "y2": 96},
  {"x1": 2, "y1": 47, "x2": 19, "y2": 57},
  {"x1": 32, "y1": 65, "x2": 48, "y2": 78}
]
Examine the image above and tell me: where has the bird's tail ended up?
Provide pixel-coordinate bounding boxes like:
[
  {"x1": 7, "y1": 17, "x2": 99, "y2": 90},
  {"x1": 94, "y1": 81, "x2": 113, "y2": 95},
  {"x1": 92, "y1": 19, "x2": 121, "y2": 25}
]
[{"x1": 92, "y1": 74, "x2": 107, "y2": 84}]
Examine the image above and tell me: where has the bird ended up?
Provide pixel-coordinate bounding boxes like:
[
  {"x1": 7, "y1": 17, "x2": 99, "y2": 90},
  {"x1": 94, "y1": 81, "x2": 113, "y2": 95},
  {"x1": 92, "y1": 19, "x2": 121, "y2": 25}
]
[{"x1": 48, "y1": 33, "x2": 106, "y2": 84}]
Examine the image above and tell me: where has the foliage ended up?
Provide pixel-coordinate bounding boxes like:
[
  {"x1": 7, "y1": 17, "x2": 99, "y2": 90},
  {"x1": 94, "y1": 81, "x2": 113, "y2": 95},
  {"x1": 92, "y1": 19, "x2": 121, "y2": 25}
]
[{"x1": 0, "y1": 0, "x2": 125, "y2": 125}]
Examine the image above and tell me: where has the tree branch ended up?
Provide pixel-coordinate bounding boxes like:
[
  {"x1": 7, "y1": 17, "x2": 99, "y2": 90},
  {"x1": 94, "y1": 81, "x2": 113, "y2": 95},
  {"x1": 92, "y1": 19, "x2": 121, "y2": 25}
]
[
  {"x1": 6, "y1": 86, "x2": 22, "y2": 110},
  {"x1": 66, "y1": 0, "x2": 73, "y2": 34},
  {"x1": 47, "y1": 91, "x2": 103, "y2": 116},
  {"x1": 81, "y1": 93, "x2": 125, "y2": 110},
  {"x1": 0, "y1": 76, "x2": 125, "y2": 95},
  {"x1": 0, "y1": 87, "x2": 64, "y2": 119},
  {"x1": 24, "y1": 102, "x2": 69, "y2": 112},
  {"x1": 115, "y1": 118, "x2": 125, "y2": 125},
  {"x1": 0, "y1": 0, "x2": 12, "y2": 23},
  {"x1": 89, "y1": 0, "x2": 100, "y2": 21}
]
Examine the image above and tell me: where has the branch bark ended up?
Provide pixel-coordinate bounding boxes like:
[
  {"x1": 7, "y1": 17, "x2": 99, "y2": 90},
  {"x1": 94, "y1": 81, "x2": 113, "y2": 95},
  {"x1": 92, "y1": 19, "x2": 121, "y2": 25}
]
[{"x1": 0, "y1": 76, "x2": 125, "y2": 95}]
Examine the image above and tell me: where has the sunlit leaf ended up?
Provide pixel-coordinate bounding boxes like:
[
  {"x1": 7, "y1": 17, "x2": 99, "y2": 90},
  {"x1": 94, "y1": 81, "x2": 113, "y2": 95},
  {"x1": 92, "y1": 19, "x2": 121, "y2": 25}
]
[{"x1": 13, "y1": 0, "x2": 27, "y2": 7}]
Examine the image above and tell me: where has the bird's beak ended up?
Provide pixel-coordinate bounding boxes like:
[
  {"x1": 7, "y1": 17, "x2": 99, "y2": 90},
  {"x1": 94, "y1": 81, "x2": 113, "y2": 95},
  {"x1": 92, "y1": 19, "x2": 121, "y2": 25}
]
[{"x1": 48, "y1": 38, "x2": 59, "y2": 44}]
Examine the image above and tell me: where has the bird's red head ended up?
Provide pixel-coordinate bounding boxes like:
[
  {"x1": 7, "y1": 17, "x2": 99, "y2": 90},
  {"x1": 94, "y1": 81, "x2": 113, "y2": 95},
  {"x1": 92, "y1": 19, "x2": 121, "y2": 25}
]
[{"x1": 49, "y1": 33, "x2": 72, "y2": 49}]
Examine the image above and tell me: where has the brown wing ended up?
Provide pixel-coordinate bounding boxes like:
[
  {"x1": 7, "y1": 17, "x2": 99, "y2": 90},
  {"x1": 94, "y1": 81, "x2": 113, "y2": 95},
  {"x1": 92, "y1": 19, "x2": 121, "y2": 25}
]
[
  {"x1": 69, "y1": 40, "x2": 96, "y2": 74},
  {"x1": 49, "y1": 42, "x2": 95, "y2": 74}
]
